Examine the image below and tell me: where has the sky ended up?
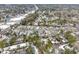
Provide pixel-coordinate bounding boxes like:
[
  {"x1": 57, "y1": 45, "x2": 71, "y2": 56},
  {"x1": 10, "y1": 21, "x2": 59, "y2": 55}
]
[{"x1": 0, "y1": 0, "x2": 79, "y2": 4}]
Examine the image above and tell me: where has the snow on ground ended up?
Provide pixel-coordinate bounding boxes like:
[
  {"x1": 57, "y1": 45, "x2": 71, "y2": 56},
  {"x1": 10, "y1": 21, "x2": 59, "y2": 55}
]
[
  {"x1": 55, "y1": 49, "x2": 59, "y2": 54},
  {"x1": 2, "y1": 51, "x2": 10, "y2": 54},
  {"x1": 10, "y1": 13, "x2": 29, "y2": 22},
  {"x1": 0, "y1": 23, "x2": 5, "y2": 25},
  {"x1": 20, "y1": 43, "x2": 27, "y2": 48},
  {"x1": 3, "y1": 42, "x2": 28, "y2": 51},
  {"x1": 10, "y1": 15, "x2": 25, "y2": 22},
  {"x1": 9, "y1": 45, "x2": 17, "y2": 50},
  {"x1": 31, "y1": 44, "x2": 39, "y2": 54},
  {"x1": 0, "y1": 25, "x2": 10, "y2": 30},
  {"x1": 6, "y1": 22, "x2": 16, "y2": 25},
  {"x1": 59, "y1": 44, "x2": 68, "y2": 50},
  {"x1": 75, "y1": 32, "x2": 79, "y2": 35}
]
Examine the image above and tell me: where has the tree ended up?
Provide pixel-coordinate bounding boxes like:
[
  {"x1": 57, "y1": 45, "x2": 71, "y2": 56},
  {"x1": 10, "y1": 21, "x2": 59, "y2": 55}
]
[
  {"x1": 64, "y1": 31, "x2": 76, "y2": 45},
  {"x1": 21, "y1": 11, "x2": 38, "y2": 25},
  {"x1": 26, "y1": 45, "x2": 34, "y2": 54},
  {"x1": 38, "y1": 39, "x2": 53, "y2": 54},
  {"x1": 9, "y1": 37, "x2": 16, "y2": 46},
  {"x1": 64, "y1": 48, "x2": 76, "y2": 54},
  {"x1": 55, "y1": 34, "x2": 62, "y2": 42},
  {"x1": 23, "y1": 32, "x2": 54, "y2": 54},
  {"x1": 23, "y1": 35, "x2": 27, "y2": 42},
  {"x1": 44, "y1": 39, "x2": 53, "y2": 53},
  {"x1": 0, "y1": 40, "x2": 6, "y2": 48}
]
